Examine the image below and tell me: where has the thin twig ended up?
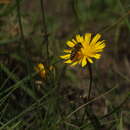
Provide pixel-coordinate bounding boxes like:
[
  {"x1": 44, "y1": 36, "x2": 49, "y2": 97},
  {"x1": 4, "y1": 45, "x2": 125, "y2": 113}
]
[
  {"x1": 67, "y1": 85, "x2": 118, "y2": 119},
  {"x1": 40, "y1": 0, "x2": 49, "y2": 62},
  {"x1": 64, "y1": 121, "x2": 80, "y2": 129},
  {"x1": 99, "y1": 10, "x2": 130, "y2": 34},
  {"x1": 101, "y1": 95, "x2": 129, "y2": 119}
]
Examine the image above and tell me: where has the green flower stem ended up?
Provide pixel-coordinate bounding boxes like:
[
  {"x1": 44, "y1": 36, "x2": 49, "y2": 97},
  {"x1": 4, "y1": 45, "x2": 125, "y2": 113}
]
[
  {"x1": 87, "y1": 63, "x2": 92, "y2": 100},
  {"x1": 16, "y1": 0, "x2": 32, "y2": 75},
  {"x1": 85, "y1": 63, "x2": 103, "y2": 130},
  {"x1": 71, "y1": 0, "x2": 81, "y2": 32},
  {"x1": 16, "y1": 0, "x2": 24, "y2": 41},
  {"x1": 40, "y1": 0, "x2": 49, "y2": 64}
]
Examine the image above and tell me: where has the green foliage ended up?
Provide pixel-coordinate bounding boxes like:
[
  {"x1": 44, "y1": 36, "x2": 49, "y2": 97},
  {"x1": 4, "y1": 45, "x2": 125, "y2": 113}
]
[{"x1": 0, "y1": 0, "x2": 130, "y2": 129}]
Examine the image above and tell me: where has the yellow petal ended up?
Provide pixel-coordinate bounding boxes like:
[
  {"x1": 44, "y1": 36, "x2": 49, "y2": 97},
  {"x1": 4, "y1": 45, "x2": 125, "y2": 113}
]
[
  {"x1": 81, "y1": 57, "x2": 87, "y2": 67},
  {"x1": 79, "y1": 59, "x2": 82, "y2": 64},
  {"x1": 93, "y1": 54, "x2": 101, "y2": 59},
  {"x1": 36, "y1": 64, "x2": 45, "y2": 71},
  {"x1": 60, "y1": 54, "x2": 70, "y2": 59},
  {"x1": 82, "y1": 41, "x2": 89, "y2": 49},
  {"x1": 66, "y1": 41, "x2": 75, "y2": 47},
  {"x1": 64, "y1": 60, "x2": 72, "y2": 63},
  {"x1": 70, "y1": 61, "x2": 79, "y2": 66},
  {"x1": 95, "y1": 40, "x2": 105, "y2": 45},
  {"x1": 95, "y1": 41, "x2": 105, "y2": 48},
  {"x1": 76, "y1": 34, "x2": 83, "y2": 43},
  {"x1": 72, "y1": 39, "x2": 77, "y2": 44},
  {"x1": 87, "y1": 57, "x2": 93, "y2": 63},
  {"x1": 94, "y1": 47, "x2": 105, "y2": 52},
  {"x1": 90, "y1": 33, "x2": 101, "y2": 45},
  {"x1": 85, "y1": 33, "x2": 91, "y2": 44},
  {"x1": 63, "y1": 49, "x2": 71, "y2": 53},
  {"x1": 94, "y1": 49, "x2": 104, "y2": 53},
  {"x1": 94, "y1": 42, "x2": 105, "y2": 53},
  {"x1": 35, "y1": 63, "x2": 46, "y2": 79},
  {"x1": 96, "y1": 44, "x2": 106, "y2": 49}
]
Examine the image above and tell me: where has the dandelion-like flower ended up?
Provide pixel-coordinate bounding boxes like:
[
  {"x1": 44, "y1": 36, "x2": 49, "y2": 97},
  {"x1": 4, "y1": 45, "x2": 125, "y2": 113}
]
[
  {"x1": 35, "y1": 63, "x2": 46, "y2": 79},
  {"x1": 60, "y1": 33, "x2": 106, "y2": 67},
  {"x1": 35, "y1": 63, "x2": 54, "y2": 79}
]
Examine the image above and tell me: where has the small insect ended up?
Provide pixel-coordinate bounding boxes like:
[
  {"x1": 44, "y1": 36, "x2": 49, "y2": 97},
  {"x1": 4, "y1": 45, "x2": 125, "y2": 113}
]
[{"x1": 70, "y1": 42, "x2": 83, "y2": 60}]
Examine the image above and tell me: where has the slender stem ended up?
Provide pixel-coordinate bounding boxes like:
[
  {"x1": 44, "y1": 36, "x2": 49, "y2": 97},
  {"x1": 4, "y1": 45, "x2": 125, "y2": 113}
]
[
  {"x1": 101, "y1": 95, "x2": 129, "y2": 119},
  {"x1": 40, "y1": 0, "x2": 47, "y2": 34},
  {"x1": 40, "y1": 0, "x2": 49, "y2": 62},
  {"x1": 71, "y1": 0, "x2": 81, "y2": 32},
  {"x1": 86, "y1": 63, "x2": 103, "y2": 129},
  {"x1": 87, "y1": 63, "x2": 92, "y2": 100},
  {"x1": 16, "y1": 0, "x2": 32, "y2": 76},
  {"x1": 51, "y1": 59, "x2": 63, "y2": 66},
  {"x1": 99, "y1": 10, "x2": 130, "y2": 34},
  {"x1": 80, "y1": 63, "x2": 92, "y2": 122},
  {"x1": 16, "y1": 0, "x2": 24, "y2": 40}
]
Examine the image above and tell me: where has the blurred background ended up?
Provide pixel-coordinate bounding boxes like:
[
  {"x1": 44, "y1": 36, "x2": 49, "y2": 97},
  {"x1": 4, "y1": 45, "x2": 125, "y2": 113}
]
[{"x1": 0, "y1": 0, "x2": 130, "y2": 129}]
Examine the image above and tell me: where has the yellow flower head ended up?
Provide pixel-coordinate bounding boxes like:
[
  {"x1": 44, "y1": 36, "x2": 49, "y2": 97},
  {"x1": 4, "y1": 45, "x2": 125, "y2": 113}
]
[
  {"x1": 35, "y1": 63, "x2": 46, "y2": 79},
  {"x1": 35, "y1": 63, "x2": 55, "y2": 79},
  {"x1": 60, "y1": 33, "x2": 106, "y2": 67}
]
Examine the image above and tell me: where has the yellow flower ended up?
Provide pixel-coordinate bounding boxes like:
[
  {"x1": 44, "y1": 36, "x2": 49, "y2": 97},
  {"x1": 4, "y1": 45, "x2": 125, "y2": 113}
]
[
  {"x1": 60, "y1": 33, "x2": 106, "y2": 67},
  {"x1": 35, "y1": 63, "x2": 46, "y2": 79},
  {"x1": 35, "y1": 63, "x2": 55, "y2": 79}
]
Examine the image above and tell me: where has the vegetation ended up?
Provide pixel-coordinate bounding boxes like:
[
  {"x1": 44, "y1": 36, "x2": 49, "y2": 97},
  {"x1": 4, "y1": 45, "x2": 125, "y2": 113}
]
[{"x1": 0, "y1": 0, "x2": 130, "y2": 129}]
